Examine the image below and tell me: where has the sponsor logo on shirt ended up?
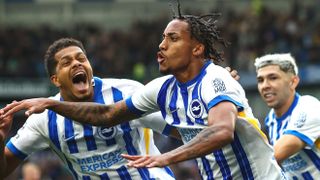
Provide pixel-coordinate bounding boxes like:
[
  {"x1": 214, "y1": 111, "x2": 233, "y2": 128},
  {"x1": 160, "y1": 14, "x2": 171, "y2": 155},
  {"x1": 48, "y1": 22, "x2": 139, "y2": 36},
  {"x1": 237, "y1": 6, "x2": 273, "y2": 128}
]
[
  {"x1": 77, "y1": 149, "x2": 124, "y2": 172},
  {"x1": 212, "y1": 78, "x2": 226, "y2": 93},
  {"x1": 294, "y1": 112, "x2": 307, "y2": 128}
]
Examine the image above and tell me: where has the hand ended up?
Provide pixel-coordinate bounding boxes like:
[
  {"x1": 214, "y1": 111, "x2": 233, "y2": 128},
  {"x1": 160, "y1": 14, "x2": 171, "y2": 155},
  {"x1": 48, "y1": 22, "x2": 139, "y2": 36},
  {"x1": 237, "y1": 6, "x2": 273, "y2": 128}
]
[
  {"x1": 121, "y1": 154, "x2": 169, "y2": 168},
  {"x1": 0, "y1": 108, "x2": 13, "y2": 142},
  {"x1": 0, "y1": 98, "x2": 49, "y2": 119},
  {"x1": 225, "y1": 67, "x2": 240, "y2": 81}
]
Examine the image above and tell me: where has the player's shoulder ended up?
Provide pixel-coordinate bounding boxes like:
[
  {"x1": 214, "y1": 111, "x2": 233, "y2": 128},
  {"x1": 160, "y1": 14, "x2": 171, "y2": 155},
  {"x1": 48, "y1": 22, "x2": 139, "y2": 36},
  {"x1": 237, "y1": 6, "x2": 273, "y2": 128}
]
[
  {"x1": 299, "y1": 95, "x2": 320, "y2": 105},
  {"x1": 145, "y1": 75, "x2": 174, "y2": 87}
]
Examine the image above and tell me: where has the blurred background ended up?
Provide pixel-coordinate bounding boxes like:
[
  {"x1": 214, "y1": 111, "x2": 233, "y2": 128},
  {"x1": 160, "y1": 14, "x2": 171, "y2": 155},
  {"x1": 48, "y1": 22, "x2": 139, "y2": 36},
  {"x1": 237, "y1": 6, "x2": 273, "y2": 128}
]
[{"x1": 1, "y1": 0, "x2": 320, "y2": 179}]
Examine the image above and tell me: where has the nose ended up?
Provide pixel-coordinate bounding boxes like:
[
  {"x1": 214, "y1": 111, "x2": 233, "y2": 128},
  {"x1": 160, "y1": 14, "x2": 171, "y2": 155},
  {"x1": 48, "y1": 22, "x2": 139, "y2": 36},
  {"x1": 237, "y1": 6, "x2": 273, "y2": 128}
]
[
  {"x1": 159, "y1": 39, "x2": 166, "y2": 51},
  {"x1": 71, "y1": 58, "x2": 82, "y2": 68},
  {"x1": 259, "y1": 79, "x2": 270, "y2": 90}
]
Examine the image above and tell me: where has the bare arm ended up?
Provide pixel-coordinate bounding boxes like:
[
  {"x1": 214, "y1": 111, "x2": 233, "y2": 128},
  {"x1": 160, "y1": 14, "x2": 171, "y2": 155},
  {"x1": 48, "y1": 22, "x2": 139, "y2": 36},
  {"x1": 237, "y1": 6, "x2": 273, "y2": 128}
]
[
  {"x1": 162, "y1": 101, "x2": 237, "y2": 164},
  {"x1": 274, "y1": 134, "x2": 306, "y2": 165},
  {"x1": 1, "y1": 98, "x2": 139, "y2": 127},
  {"x1": 0, "y1": 110, "x2": 23, "y2": 178},
  {"x1": 123, "y1": 101, "x2": 237, "y2": 167}
]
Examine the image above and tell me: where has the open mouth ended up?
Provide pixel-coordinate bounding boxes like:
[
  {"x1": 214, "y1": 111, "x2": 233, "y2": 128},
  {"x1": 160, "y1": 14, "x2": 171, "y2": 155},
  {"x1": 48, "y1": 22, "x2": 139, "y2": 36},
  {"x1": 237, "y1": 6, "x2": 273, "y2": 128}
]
[
  {"x1": 157, "y1": 51, "x2": 165, "y2": 63},
  {"x1": 72, "y1": 71, "x2": 88, "y2": 92},
  {"x1": 72, "y1": 72, "x2": 87, "y2": 84}
]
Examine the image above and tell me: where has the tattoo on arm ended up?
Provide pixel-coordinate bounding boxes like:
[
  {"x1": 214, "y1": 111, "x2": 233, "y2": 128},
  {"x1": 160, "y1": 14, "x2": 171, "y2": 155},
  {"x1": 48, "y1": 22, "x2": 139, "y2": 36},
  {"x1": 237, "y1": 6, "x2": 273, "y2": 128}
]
[{"x1": 49, "y1": 100, "x2": 136, "y2": 127}]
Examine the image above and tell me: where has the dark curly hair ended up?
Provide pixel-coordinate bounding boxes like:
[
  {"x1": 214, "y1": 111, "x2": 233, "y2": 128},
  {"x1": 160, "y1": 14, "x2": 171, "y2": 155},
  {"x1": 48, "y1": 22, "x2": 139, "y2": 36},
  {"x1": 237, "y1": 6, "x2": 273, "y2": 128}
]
[
  {"x1": 44, "y1": 38, "x2": 86, "y2": 77},
  {"x1": 170, "y1": 0, "x2": 228, "y2": 63}
]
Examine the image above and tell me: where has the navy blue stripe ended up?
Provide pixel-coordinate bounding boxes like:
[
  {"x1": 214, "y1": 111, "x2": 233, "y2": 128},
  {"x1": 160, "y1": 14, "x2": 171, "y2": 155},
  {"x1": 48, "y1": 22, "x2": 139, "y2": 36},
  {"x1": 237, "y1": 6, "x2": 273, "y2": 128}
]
[
  {"x1": 117, "y1": 166, "x2": 132, "y2": 180},
  {"x1": 169, "y1": 84, "x2": 180, "y2": 125},
  {"x1": 201, "y1": 156, "x2": 214, "y2": 180},
  {"x1": 125, "y1": 97, "x2": 145, "y2": 116},
  {"x1": 214, "y1": 150, "x2": 231, "y2": 179},
  {"x1": 180, "y1": 86, "x2": 194, "y2": 125},
  {"x1": 113, "y1": 86, "x2": 151, "y2": 180},
  {"x1": 231, "y1": 133, "x2": 254, "y2": 179},
  {"x1": 93, "y1": 77, "x2": 105, "y2": 104},
  {"x1": 276, "y1": 118, "x2": 282, "y2": 140},
  {"x1": 100, "y1": 173, "x2": 110, "y2": 180},
  {"x1": 192, "y1": 80, "x2": 204, "y2": 125},
  {"x1": 157, "y1": 77, "x2": 175, "y2": 120},
  {"x1": 162, "y1": 124, "x2": 173, "y2": 136},
  {"x1": 301, "y1": 171, "x2": 313, "y2": 180},
  {"x1": 48, "y1": 110, "x2": 61, "y2": 150},
  {"x1": 64, "y1": 118, "x2": 79, "y2": 154},
  {"x1": 164, "y1": 166, "x2": 175, "y2": 178},
  {"x1": 275, "y1": 93, "x2": 299, "y2": 121},
  {"x1": 304, "y1": 149, "x2": 320, "y2": 171},
  {"x1": 48, "y1": 110, "x2": 77, "y2": 179},
  {"x1": 83, "y1": 175, "x2": 91, "y2": 180},
  {"x1": 65, "y1": 156, "x2": 78, "y2": 180},
  {"x1": 83, "y1": 124, "x2": 97, "y2": 151},
  {"x1": 293, "y1": 176, "x2": 298, "y2": 180}
]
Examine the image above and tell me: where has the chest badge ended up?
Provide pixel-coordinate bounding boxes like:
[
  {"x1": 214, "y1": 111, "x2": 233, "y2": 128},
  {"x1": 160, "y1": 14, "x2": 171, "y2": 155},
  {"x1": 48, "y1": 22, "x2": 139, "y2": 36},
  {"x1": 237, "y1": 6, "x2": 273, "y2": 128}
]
[
  {"x1": 189, "y1": 99, "x2": 204, "y2": 118},
  {"x1": 97, "y1": 126, "x2": 117, "y2": 140}
]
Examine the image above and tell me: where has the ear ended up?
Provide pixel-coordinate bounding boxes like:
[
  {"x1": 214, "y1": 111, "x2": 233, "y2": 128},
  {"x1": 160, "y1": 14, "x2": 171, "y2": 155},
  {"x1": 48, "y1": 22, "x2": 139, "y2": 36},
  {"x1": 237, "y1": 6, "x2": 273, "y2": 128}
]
[
  {"x1": 192, "y1": 43, "x2": 205, "y2": 57},
  {"x1": 50, "y1": 74, "x2": 61, "y2": 88},
  {"x1": 290, "y1": 76, "x2": 300, "y2": 89}
]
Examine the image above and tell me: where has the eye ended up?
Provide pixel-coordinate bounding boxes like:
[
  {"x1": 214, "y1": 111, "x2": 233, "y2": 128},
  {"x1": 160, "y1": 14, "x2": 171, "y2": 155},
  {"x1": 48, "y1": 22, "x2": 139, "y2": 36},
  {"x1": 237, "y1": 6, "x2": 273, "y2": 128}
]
[
  {"x1": 78, "y1": 55, "x2": 87, "y2": 62},
  {"x1": 60, "y1": 59, "x2": 71, "y2": 67}
]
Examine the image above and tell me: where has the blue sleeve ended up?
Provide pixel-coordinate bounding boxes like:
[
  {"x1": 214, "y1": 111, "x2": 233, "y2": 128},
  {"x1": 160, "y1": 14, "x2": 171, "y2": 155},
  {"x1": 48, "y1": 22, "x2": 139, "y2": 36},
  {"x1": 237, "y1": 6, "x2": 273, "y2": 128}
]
[
  {"x1": 208, "y1": 95, "x2": 244, "y2": 111},
  {"x1": 283, "y1": 130, "x2": 314, "y2": 147},
  {"x1": 6, "y1": 140, "x2": 28, "y2": 160},
  {"x1": 125, "y1": 97, "x2": 146, "y2": 116}
]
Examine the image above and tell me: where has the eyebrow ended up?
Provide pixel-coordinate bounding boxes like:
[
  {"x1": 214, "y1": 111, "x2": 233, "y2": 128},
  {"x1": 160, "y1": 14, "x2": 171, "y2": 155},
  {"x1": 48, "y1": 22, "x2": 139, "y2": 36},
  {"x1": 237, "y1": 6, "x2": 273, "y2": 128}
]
[{"x1": 60, "y1": 52, "x2": 84, "y2": 60}]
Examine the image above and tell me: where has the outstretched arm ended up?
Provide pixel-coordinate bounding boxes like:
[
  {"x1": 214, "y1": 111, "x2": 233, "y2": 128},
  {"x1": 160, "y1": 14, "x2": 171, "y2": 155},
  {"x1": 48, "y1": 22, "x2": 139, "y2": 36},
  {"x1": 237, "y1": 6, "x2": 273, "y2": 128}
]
[
  {"x1": 0, "y1": 109, "x2": 23, "y2": 178},
  {"x1": 1, "y1": 98, "x2": 139, "y2": 127},
  {"x1": 122, "y1": 101, "x2": 237, "y2": 167}
]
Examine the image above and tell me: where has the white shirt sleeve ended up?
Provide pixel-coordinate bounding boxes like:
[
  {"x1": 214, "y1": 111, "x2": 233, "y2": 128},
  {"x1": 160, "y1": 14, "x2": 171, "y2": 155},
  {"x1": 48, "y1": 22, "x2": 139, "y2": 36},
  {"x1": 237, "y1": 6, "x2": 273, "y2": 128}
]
[
  {"x1": 284, "y1": 96, "x2": 320, "y2": 147},
  {"x1": 6, "y1": 112, "x2": 50, "y2": 159}
]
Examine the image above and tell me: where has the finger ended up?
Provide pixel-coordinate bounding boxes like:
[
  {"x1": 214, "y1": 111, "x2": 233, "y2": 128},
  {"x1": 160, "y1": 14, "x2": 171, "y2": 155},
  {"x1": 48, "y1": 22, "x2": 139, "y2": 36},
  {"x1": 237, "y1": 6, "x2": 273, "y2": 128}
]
[
  {"x1": 132, "y1": 157, "x2": 153, "y2": 168},
  {"x1": 225, "y1": 66, "x2": 231, "y2": 72},
  {"x1": 3, "y1": 102, "x2": 26, "y2": 117},
  {"x1": 2, "y1": 101, "x2": 21, "y2": 113},
  {"x1": 146, "y1": 161, "x2": 159, "y2": 168},
  {"x1": 121, "y1": 154, "x2": 142, "y2": 161}
]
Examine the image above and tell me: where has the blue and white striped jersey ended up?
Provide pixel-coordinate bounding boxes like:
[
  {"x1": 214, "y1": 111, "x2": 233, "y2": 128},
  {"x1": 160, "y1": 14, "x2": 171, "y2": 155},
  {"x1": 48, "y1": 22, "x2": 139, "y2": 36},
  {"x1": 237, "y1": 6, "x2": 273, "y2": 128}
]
[
  {"x1": 7, "y1": 77, "x2": 175, "y2": 180},
  {"x1": 265, "y1": 93, "x2": 320, "y2": 179},
  {"x1": 126, "y1": 62, "x2": 286, "y2": 179}
]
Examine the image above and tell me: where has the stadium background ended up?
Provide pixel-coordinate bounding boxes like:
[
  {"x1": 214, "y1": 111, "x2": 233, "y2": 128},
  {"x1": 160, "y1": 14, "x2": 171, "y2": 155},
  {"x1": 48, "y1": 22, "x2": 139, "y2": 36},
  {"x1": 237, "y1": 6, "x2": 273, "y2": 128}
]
[{"x1": 1, "y1": 0, "x2": 320, "y2": 179}]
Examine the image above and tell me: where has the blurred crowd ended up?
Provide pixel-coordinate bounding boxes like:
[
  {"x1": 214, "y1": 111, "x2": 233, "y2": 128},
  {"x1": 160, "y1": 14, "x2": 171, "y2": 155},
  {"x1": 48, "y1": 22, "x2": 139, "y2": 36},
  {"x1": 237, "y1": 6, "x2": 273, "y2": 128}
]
[
  {"x1": 2, "y1": 2, "x2": 320, "y2": 180},
  {"x1": 0, "y1": 2, "x2": 320, "y2": 83}
]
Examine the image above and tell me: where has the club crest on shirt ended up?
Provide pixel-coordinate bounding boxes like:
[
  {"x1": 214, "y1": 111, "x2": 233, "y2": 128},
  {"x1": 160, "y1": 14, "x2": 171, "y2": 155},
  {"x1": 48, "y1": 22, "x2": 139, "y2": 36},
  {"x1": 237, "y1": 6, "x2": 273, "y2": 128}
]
[
  {"x1": 212, "y1": 78, "x2": 226, "y2": 93},
  {"x1": 189, "y1": 99, "x2": 204, "y2": 118},
  {"x1": 97, "y1": 126, "x2": 117, "y2": 140},
  {"x1": 294, "y1": 112, "x2": 307, "y2": 128}
]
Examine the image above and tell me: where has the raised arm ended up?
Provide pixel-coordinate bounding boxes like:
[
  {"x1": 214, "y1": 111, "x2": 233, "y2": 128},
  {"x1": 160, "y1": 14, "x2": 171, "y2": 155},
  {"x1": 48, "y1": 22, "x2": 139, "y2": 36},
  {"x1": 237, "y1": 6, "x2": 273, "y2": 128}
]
[
  {"x1": 123, "y1": 101, "x2": 237, "y2": 167},
  {"x1": 0, "y1": 110, "x2": 23, "y2": 178},
  {"x1": 1, "y1": 98, "x2": 139, "y2": 127}
]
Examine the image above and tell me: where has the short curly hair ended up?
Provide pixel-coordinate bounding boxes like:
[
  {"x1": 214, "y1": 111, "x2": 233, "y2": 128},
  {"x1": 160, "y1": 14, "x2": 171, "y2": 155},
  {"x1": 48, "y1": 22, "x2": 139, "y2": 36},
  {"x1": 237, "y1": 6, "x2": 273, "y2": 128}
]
[{"x1": 44, "y1": 38, "x2": 86, "y2": 77}]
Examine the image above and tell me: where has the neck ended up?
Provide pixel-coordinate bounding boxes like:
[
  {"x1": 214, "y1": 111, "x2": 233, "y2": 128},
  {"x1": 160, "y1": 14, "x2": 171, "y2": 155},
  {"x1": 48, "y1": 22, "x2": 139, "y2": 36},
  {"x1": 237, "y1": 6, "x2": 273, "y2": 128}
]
[
  {"x1": 174, "y1": 59, "x2": 207, "y2": 83},
  {"x1": 274, "y1": 92, "x2": 296, "y2": 117}
]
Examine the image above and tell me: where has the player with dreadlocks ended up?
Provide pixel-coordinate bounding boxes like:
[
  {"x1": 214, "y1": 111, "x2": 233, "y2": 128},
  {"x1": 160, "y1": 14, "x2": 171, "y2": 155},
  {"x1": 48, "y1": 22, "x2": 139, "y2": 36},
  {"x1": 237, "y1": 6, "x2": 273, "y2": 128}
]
[{"x1": 1, "y1": 1, "x2": 287, "y2": 179}]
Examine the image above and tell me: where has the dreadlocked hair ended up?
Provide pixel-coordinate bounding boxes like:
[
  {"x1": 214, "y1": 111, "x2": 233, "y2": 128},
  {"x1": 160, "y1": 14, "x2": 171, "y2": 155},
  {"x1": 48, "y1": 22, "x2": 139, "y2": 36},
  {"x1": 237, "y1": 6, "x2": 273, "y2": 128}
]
[{"x1": 170, "y1": 0, "x2": 228, "y2": 63}]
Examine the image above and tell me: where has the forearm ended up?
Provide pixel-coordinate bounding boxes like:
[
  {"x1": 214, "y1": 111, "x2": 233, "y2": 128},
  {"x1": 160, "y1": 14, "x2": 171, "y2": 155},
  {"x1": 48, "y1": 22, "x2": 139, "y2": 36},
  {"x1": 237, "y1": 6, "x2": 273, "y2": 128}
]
[
  {"x1": 164, "y1": 125, "x2": 233, "y2": 165},
  {"x1": 0, "y1": 142, "x2": 7, "y2": 178},
  {"x1": 45, "y1": 99, "x2": 134, "y2": 127}
]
